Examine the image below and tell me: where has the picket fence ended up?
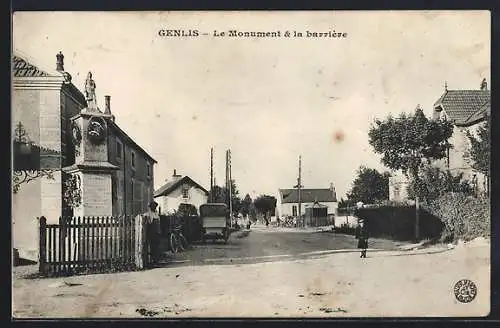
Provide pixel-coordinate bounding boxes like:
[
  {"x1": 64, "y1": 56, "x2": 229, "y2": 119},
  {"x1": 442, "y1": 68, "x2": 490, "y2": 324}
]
[{"x1": 38, "y1": 215, "x2": 149, "y2": 276}]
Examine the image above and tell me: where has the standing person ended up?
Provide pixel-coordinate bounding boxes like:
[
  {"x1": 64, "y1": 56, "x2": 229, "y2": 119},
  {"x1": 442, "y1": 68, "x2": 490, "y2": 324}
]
[
  {"x1": 355, "y1": 220, "x2": 369, "y2": 258},
  {"x1": 144, "y1": 200, "x2": 161, "y2": 266}
]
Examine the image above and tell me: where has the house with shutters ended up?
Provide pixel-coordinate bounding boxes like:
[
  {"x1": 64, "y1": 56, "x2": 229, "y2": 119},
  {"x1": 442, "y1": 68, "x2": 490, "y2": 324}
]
[
  {"x1": 153, "y1": 170, "x2": 209, "y2": 215},
  {"x1": 276, "y1": 183, "x2": 338, "y2": 220},
  {"x1": 388, "y1": 80, "x2": 490, "y2": 201}
]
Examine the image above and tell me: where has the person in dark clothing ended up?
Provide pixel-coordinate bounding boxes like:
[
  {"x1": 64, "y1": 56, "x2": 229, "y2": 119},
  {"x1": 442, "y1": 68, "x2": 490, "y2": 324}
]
[
  {"x1": 355, "y1": 220, "x2": 369, "y2": 258},
  {"x1": 144, "y1": 200, "x2": 161, "y2": 265}
]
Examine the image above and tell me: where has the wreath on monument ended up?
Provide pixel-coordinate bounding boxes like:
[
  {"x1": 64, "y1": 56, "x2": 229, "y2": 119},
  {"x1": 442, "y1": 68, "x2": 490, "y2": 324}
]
[
  {"x1": 87, "y1": 116, "x2": 107, "y2": 145},
  {"x1": 63, "y1": 174, "x2": 82, "y2": 208}
]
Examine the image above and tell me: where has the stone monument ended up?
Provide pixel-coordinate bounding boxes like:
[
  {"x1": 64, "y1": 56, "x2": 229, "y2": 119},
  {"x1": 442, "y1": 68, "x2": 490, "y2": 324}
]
[{"x1": 63, "y1": 72, "x2": 118, "y2": 217}]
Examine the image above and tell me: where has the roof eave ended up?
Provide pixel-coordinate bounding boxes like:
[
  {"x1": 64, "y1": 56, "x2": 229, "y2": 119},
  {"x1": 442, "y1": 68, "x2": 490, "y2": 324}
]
[{"x1": 108, "y1": 120, "x2": 157, "y2": 164}]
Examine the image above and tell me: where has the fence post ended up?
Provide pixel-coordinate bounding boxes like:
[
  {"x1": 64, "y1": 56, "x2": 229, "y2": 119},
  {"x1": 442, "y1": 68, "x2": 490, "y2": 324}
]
[
  {"x1": 134, "y1": 215, "x2": 145, "y2": 269},
  {"x1": 38, "y1": 216, "x2": 47, "y2": 274}
]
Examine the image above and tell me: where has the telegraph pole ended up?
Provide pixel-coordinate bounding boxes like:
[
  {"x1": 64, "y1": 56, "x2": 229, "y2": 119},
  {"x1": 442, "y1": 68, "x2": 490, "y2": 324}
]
[
  {"x1": 298, "y1": 155, "x2": 302, "y2": 227},
  {"x1": 293, "y1": 155, "x2": 303, "y2": 227},
  {"x1": 229, "y1": 149, "x2": 233, "y2": 223},
  {"x1": 210, "y1": 147, "x2": 214, "y2": 203}
]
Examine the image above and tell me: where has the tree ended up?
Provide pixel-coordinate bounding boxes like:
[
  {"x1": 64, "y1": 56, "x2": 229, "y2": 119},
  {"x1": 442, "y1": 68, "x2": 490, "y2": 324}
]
[
  {"x1": 249, "y1": 203, "x2": 258, "y2": 221},
  {"x1": 368, "y1": 106, "x2": 454, "y2": 239},
  {"x1": 177, "y1": 203, "x2": 198, "y2": 216},
  {"x1": 347, "y1": 166, "x2": 390, "y2": 204},
  {"x1": 240, "y1": 194, "x2": 253, "y2": 217},
  {"x1": 338, "y1": 197, "x2": 356, "y2": 209},
  {"x1": 466, "y1": 115, "x2": 490, "y2": 194},
  {"x1": 253, "y1": 195, "x2": 277, "y2": 217},
  {"x1": 407, "y1": 165, "x2": 473, "y2": 202},
  {"x1": 208, "y1": 179, "x2": 242, "y2": 214}
]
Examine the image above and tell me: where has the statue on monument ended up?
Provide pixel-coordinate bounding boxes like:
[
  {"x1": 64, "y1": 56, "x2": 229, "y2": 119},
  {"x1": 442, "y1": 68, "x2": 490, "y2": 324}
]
[{"x1": 84, "y1": 72, "x2": 97, "y2": 110}]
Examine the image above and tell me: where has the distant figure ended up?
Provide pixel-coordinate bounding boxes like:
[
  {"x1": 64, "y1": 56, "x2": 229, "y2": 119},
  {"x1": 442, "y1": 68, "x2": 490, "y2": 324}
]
[
  {"x1": 144, "y1": 200, "x2": 161, "y2": 265},
  {"x1": 277, "y1": 217, "x2": 281, "y2": 227},
  {"x1": 355, "y1": 220, "x2": 369, "y2": 258}
]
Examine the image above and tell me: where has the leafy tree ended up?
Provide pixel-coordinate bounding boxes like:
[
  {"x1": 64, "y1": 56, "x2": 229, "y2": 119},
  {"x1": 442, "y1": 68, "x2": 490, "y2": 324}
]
[
  {"x1": 346, "y1": 166, "x2": 390, "y2": 204},
  {"x1": 253, "y1": 195, "x2": 277, "y2": 217},
  {"x1": 407, "y1": 165, "x2": 473, "y2": 202},
  {"x1": 368, "y1": 106, "x2": 454, "y2": 239},
  {"x1": 208, "y1": 179, "x2": 242, "y2": 214},
  {"x1": 466, "y1": 115, "x2": 490, "y2": 194},
  {"x1": 338, "y1": 198, "x2": 356, "y2": 209},
  {"x1": 240, "y1": 194, "x2": 253, "y2": 217},
  {"x1": 249, "y1": 203, "x2": 258, "y2": 221},
  {"x1": 177, "y1": 203, "x2": 198, "y2": 216}
]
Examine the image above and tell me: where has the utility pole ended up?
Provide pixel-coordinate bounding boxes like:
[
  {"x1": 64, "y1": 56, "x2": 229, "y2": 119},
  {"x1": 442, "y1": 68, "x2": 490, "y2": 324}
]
[
  {"x1": 229, "y1": 149, "x2": 233, "y2": 225},
  {"x1": 210, "y1": 147, "x2": 214, "y2": 203},
  {"x1": 293, "y1": 155, "x2": 303, "y2": 227},
  {"x1": 225, "y1": 149, "x2": 233, "y2": 228}
]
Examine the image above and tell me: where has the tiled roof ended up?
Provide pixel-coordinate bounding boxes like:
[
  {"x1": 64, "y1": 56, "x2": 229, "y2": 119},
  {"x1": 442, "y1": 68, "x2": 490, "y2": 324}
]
[
  {"x1": 433, "y1": 90, "x2": 490, "y2": 126},
  {"x1": 154, "y1": 176, "x2": 209, "y2": 198},
  {"x1": 12, "y1": 55, "x2": 51, "y2": 77},
  {"x1": 279, "y1": 188, "x2": 337, "y2": 204},
  {"x1": 464, "y1": 101, "x2": 490, "y2": 126}
]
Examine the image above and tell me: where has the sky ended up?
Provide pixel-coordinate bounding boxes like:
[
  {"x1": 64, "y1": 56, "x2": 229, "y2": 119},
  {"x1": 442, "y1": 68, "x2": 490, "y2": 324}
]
[{"x1": 12, "y1": 11, "x2": 490, "y2": 199}]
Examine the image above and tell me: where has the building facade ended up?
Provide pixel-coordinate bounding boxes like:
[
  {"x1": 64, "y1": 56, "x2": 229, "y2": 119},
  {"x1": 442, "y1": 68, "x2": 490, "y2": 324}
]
[
  {"x1": 388, "y1": 80, "x2": 490, "y2": 201},
  {"x1": 276, "y1": 184, "x2": 338, "y2": 220},
  {"x1": 12, "y1": 51, "x2": 156, "y2": 261},
  {"x1": 154, "y1": 170, "x2": 209, "y2": 215}
]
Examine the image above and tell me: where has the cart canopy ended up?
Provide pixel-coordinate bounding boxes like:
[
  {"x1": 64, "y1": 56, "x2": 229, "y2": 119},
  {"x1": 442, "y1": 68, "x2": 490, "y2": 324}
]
[{"x1": 199, "y1": 203, "x2": 228, "y2": 218}]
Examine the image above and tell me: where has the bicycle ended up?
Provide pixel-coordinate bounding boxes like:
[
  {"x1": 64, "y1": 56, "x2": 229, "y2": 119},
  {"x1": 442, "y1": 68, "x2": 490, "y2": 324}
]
[{"x1": 168, "y1": 224, "x2": 189, "y2": 253}]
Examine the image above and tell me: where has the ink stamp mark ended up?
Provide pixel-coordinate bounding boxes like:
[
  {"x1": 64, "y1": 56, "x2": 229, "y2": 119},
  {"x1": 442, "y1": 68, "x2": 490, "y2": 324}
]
[{"x1": 454, "y1": 279, "x2": 477, "y2": 303}]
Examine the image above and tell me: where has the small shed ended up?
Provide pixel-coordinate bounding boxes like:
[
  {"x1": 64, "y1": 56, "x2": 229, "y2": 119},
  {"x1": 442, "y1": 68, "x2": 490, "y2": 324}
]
[{"x1": 305, "y1": 201, "x2": 328, "y2": 227}]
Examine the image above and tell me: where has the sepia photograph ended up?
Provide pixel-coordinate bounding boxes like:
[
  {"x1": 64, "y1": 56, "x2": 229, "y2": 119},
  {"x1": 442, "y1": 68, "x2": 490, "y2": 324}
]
[{"x1": 11, "y1": 11, "x2": 491, "y2": 318}]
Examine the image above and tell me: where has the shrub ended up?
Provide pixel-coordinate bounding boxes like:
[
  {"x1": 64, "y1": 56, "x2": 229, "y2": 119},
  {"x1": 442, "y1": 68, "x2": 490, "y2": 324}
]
[{"x1": 422, "y1": 192, "x2": 490, "y2": 242}]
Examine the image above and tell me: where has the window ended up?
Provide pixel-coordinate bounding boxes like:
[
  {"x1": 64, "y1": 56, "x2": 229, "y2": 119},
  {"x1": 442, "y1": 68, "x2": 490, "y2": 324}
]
[
  {"x1": 116, "y1": 140, "x2": 122, "y2": 159},
  {"x1": 147, "y1": 162, "x2": 151, "y2": 178},
  {"x1": 182, "y1": 187, "x2": 189, "y2": 199},
  {"x1": 292, "y1": 205, "x2": 297, "y2": 217},
  {"x1": 131, "y1": 151, "x2": 136, "y2": 169}
]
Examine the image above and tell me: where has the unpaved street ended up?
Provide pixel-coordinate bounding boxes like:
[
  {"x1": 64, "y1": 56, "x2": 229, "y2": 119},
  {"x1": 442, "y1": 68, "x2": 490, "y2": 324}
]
[
  {"x1": 163, "y1": 224, "x2": 402, "y2": 266},
  {"x1": 12, "y1": 228, "x2": 490, "y2": 318}
]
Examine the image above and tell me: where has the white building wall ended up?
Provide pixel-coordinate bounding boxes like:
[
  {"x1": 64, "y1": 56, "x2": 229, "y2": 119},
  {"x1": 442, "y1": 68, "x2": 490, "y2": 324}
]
[
  {"x1": 279, "y1": 201, "x2": 338, "y2": 217},
  {"x1": 156, "y1": 184, "x2": 208, "y2": 215}
]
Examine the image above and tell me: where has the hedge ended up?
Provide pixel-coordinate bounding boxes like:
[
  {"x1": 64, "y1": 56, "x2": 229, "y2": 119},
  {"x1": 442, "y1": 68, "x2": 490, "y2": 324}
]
[
  {"x1": 422, "y1": 193, "x2": 490, "y2": 243},
  {"x1": 354, "y1": 205, "x2": 444, "y2": 241}
]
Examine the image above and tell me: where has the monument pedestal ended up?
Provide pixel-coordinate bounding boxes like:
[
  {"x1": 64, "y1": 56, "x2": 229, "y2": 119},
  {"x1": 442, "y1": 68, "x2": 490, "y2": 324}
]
[{"x1": 63, "y1": 108, "x2": 118, "y2": 218}]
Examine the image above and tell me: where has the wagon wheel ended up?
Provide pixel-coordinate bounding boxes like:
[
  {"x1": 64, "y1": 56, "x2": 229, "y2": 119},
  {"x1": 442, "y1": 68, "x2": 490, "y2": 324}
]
[{"x1": 178, "y1": 232, "x2": 189, "y2": 251}]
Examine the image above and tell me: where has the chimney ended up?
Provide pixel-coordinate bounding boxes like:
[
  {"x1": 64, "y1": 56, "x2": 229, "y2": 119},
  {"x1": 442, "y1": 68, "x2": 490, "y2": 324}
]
[
  {"x1": 104, "y1": 95, "x2": 111, "y2": 114},
  {"x1": 481, "y1": 78, "x2": 487, "y2": 91},
  {"x1": 173, "y1": 169, "x2": 182, "y2": 178},
  {"x1": 56, "y1": 51, "x2": 64, "y2": 71}
]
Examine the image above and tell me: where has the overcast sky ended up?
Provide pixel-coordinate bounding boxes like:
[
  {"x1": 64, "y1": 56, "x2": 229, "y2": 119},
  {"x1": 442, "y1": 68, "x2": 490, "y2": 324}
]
[{"x1": 12, "y1": 11, "x2": 490, "y2": 199}]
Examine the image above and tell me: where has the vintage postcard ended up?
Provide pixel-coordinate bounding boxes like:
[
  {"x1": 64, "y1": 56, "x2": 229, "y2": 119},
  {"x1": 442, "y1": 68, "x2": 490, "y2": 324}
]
[{"x1": 12, "y1": 11, "x2": 490, "y2": 318}]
